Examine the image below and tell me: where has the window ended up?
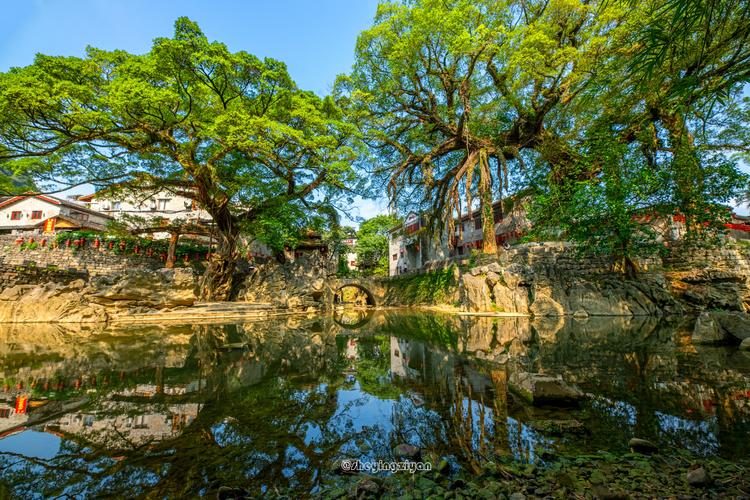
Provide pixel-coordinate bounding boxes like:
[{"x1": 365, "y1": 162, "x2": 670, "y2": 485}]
[
  {"x1": 31, "y1": 210, "x2": 43, "y2": 220},
  {"x1": 474, "y1": 217, "x2": 482, "y2": 230},
  {"x1": 10, "y1": 211, "x2": 21, "y2": 220},
  {"x1": 0, "y1": 408, "x2": 10, "y2": 418},
  {"x1": 157, "y1": 199, "x2": 170, "y2": 211},
  {"x1": 113, "y1": 201, "x2": 121, "y2": 210},
  {"x1": 392, "y1": 254, "x2": 398, "y2": 261}
]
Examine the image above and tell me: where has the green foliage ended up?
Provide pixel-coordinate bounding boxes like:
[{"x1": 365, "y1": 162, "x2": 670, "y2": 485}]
[
  {"x1": 384, "y1": 266, "x2": 458, "y2": 305},
  {"x1": 354, "y1": 215, "x2": 399, "y2": 276},
  {"x1": 53, "y1": 230, "x2": 209, "y2": 260},
  {"x1": 345, "y1": 0, "x2": 750, "y2": 261},
  {"x1": 0, "y1": 17, "x2": 364, "y2": 297}
]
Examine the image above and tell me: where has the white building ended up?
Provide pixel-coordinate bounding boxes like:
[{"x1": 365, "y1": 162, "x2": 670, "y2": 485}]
[
  {"x1": 77, "y1": 189, "x2": 211, "y2": 239},
  {"x1": 0, "y1": 193, "x2": 113, "y2": 234},
  {"x1": 342, "y1": 237, "x2": 358, "y2": 271},
  {"x1": 388, "y1": 212, "x2": 450, "y2": 276}
]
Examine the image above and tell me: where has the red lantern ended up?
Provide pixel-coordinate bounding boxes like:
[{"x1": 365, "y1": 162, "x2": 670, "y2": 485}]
[
  {"x1": 40, "y1": 238, "x2": 46, "y2": 247},
  {"x1": 119, "y1": 241, "x2": 126, "y2": 250},
  {"x1": 73, "y1": 239, "x2": 81, "y2": 247},
  {"x1": 80, "y1": 237, "x2": 86, "y2": 247},
  {"x1": 159, "y1": 252, "x2": 166, "y2": 261},
  {"x1": 183, "y1": 254, "x2": 189, "y2": 263},
  {"x1": 94, "y1": 238, "x2": 100, "y2": 248},
  {"x1": 134, "y1": 245, "x2": 140, "y2": 254},
  {"x1": 28, "y1": 237, "x2": 34, "y2": 244},
  {"x1": 108, "y1": 241, "x2": 114, "y2": 250},
  {"x1": 65, "y1": 239, "x2": 72, "y2": 248},
  {"x1": 14, "y1": 396, "x2": 28, "y2": 415},
  {"x1": 147, "y1": 248, "x2": 153, "y2": 257},
  {"x1": 15, "y1": 237, "x2": 24, "y2": 245}
]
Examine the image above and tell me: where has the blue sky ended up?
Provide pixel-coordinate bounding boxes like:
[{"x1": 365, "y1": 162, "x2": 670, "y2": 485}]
[{"x1": 0, "y1": 0, "x2": 388, "y2": 224}]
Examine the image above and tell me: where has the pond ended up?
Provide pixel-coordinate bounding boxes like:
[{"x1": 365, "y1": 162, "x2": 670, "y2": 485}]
[{"x1": 0, "y1": 310, "x2": 749, "y2": 497}]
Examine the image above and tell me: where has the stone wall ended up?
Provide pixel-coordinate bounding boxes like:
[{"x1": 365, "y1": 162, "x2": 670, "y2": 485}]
[
  {"x1": 0, "y1": 268, "x2": 198, "y2": 323},
  {"x1": 0, "y1": 235, "x2": 165, "y2": 288},
  {"x1": 0, "y1": 264, "x2": 88, "y2": 290},
  {"x1": 379, "y1": 241, "x2": 750, "y2": 317}
]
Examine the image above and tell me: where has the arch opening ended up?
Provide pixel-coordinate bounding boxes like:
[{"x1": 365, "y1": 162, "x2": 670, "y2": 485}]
[{"x1": 333, "y1": 284, "x2": 376, "y2": 307}]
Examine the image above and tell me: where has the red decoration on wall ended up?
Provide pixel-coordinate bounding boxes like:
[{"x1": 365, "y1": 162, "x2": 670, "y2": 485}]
[{"x1": 14, "y1": 396, "x2": 28, "y2": 415}]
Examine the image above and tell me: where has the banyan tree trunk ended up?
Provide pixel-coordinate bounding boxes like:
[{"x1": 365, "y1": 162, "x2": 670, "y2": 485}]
[{"x1": 198, "y1": 210, "x2": 239, "y2": 302}]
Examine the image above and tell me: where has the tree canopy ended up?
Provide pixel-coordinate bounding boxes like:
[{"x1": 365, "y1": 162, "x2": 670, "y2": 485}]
[
  {"x1": 341, "y1": 0, "x2": 750, "y2": 261},
  {"x1": 0, "y1": 17, "x2": 362, "y2": 299},
  {"x1": 354, "y1": 214, "x2": 399, "y2": 275}
]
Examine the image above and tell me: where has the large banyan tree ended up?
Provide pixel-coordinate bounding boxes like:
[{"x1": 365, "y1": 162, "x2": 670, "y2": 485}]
[
  {"x1": 343, "y1": 0, "x2": 750, "y2": 257},
  {"x1": 0, "y1": 18, "x2": 360, "y2": 300}
]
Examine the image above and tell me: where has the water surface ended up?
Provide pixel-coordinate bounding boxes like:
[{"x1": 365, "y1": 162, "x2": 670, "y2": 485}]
[{"x1": 0, "y1": 311, "x2": 748, "y2": 497}]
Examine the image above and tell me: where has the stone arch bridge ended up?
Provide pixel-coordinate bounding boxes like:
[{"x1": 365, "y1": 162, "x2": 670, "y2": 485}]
[{"x1": 326, "y1": 277, "x2": 387, "y2": 307}]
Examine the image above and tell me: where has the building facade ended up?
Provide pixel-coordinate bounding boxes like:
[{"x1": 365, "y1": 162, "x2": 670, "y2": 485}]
[
  {"x1": 388, "y1": 199, "x2": 530, "y2": 276},
  {"x1": 77, "y1": 189, "x2": 211, "y2": 239},
  {"x1": 387, "y1": 197, "x2": 750, "y2": 276},
  {"x1": 0, "y1": 193, "x2": 113, "y2": 234}
]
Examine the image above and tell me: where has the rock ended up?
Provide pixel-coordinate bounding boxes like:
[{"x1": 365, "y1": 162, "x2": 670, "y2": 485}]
[
  {"x1": 486, "y1": 262, "x2": 502, "y2": 273},
  {"x1": 394, "y1": 443, "x2": 421, "y2": 460},
  {"x1": 508, "y1": 372, "x2": 584, "y2": 406},
  {"x1": 0, "y1": 282, "x2": 107, "y2": 323},
  {"x1": 470, "y1": 267, "x2": 482, "y2": 276},
  {"x1": 529, "y1": 292, "x2": 565, "y2": 317},
  {"x1": 692, "y1": 312, "x2": 730, "y2": 345},
  {"x1": 628, "y1": 438, "x2": 658, "y2": 454},
  {"x1": 686, "y1": 466, "x2": 711, "y2": 487},
  {"x1": 740, "y1": 338, "x2": 750, "y2": 351},
  {"x1": 509, "y1": 493, "x2": 526, "y2": 500},
  {"x1": 591, "y1": 485, "x2": 630, "y2": 500},
  {"x1": 88, "y1": 268, "x2": 197, "y2": 309},
  {"x1": 492, "y1": 282, "x2": 530, "y2": 314},
  {"x1": 713, "y1": 311, "x2": 750, "y2": 341},
  {"x1": 485, "y1": 271, "x2": 501, "y2": 286},
  {"x1": 462, "y1": 274, "x2": 493, "y2": 311},
  {"x1": 355, "y1": 477, "x2": 381, "y2": 498}
]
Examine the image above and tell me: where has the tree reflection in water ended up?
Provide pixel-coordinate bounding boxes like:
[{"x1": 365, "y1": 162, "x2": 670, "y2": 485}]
[{"x1": 0, "y1": 312, "x2": 748, "y2": 497}]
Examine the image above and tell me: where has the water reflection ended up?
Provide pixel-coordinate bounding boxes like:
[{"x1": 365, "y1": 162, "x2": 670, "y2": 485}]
[{"x1": 0, "y1": 312, "x2": 748, "y2": 497}]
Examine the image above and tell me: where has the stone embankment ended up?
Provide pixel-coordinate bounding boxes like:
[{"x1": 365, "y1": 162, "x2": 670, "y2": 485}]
[
  {"x1": 1, "y1": 236, "x2": 749, "y2": 326},
  {"x1": 0, "y1": 268, "x2": 196, "y2": 323}
]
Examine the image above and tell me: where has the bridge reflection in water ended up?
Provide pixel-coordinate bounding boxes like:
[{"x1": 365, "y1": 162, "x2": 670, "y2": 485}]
[{"x1": 0, "y1": 312, "x2": 748, "y2": 497}]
